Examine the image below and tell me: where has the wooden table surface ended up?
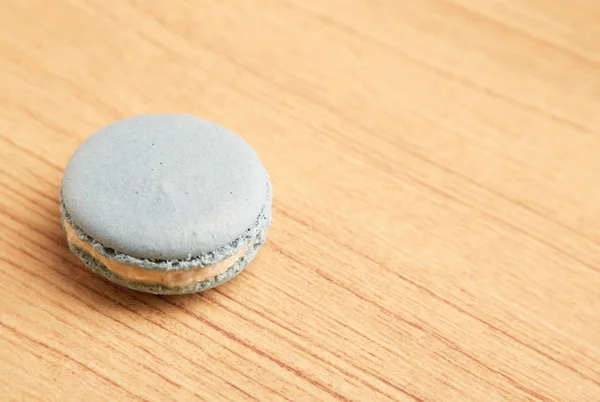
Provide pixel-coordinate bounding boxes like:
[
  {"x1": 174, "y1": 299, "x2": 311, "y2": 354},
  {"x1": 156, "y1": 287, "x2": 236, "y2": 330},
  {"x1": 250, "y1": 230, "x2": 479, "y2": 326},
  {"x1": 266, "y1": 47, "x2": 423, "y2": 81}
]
[{"x1": 1, "y1": 1, "x2": 600, "y2": 401}]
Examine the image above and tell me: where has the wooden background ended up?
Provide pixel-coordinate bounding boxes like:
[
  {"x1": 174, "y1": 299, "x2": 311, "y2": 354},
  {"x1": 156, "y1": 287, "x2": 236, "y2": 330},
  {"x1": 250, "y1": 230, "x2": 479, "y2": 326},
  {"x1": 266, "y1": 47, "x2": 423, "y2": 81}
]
[{"x1": 1, "y1": 1, "x2": 599, "y2": 400}]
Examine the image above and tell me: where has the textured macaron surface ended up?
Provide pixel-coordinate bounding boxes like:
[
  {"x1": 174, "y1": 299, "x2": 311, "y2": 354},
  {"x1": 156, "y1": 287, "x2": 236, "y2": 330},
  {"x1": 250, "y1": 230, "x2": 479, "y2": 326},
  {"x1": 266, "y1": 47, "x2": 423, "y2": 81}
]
[{"x1": 61, "y1": 114, "x2": 268, "y2": 260}]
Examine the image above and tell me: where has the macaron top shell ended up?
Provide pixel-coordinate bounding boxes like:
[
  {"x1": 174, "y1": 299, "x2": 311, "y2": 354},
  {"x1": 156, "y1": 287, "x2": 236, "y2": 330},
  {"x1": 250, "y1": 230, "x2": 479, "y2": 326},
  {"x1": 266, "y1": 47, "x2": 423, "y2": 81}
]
[{"x1": 61, "y1": 114, "x2": 268, "y2": 261}]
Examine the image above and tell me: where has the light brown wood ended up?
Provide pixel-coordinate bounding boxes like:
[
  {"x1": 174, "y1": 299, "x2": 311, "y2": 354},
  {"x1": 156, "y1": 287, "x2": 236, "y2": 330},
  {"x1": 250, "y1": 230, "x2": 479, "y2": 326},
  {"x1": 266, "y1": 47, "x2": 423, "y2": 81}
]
[{"x1": 1, "y1": 0, "x2": 599, "y2": 400}]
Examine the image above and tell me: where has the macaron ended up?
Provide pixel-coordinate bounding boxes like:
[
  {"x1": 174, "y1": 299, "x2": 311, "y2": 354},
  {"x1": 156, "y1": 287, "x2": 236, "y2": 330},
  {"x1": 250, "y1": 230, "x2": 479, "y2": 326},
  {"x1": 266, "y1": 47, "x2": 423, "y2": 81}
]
[{"x1": 60, "y1": 114, "x2": 272, "y2": 295}]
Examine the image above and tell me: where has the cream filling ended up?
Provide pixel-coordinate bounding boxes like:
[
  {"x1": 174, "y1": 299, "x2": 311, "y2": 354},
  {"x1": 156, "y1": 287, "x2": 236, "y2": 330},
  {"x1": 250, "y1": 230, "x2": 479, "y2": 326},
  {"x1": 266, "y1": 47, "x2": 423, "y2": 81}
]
[{"x1": 64, "y1": 219, "x2": 251, "y2": 287}]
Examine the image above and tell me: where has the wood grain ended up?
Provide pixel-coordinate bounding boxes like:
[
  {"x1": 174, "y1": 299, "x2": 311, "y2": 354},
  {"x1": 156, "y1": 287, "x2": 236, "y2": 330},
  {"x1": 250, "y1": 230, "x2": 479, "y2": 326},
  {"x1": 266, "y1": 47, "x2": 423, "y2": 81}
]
[{"x1": 1, "y1": 0, "x2": 599, "y2": 400}]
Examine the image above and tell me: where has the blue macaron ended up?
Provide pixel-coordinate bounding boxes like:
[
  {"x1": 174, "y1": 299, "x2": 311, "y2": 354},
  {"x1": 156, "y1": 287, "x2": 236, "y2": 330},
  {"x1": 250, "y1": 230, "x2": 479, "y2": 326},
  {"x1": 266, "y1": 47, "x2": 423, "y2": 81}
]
[{"x1": 61, "y1": 114, "x2": 272, "y2": 294}]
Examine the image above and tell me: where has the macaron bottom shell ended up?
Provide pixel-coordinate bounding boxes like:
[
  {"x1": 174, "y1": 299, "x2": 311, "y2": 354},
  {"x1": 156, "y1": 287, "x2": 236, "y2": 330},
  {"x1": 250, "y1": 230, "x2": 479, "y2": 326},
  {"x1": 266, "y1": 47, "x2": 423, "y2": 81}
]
[{"x1": 67, "y1": 238, "x2": 264, "y2": 295}]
